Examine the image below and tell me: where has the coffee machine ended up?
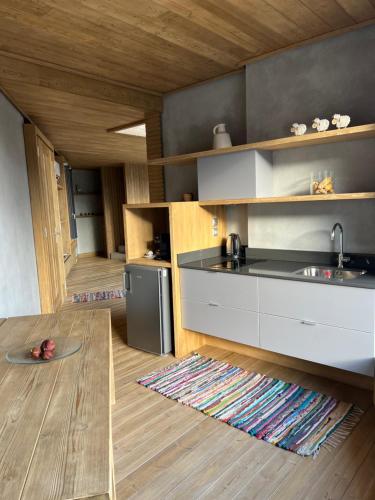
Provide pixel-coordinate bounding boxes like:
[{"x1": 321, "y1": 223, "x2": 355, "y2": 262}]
[{"x1": 153, "y1": 233, "x2": 170, "y2": 261}]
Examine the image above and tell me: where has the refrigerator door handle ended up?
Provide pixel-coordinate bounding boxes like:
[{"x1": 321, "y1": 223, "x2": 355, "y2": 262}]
[
  {"x1": 157, "y1": 269, "x2": 164, "y2": 351},
  {"x1": 124, "y1": 271, "x2": 131, "y2": 292}
]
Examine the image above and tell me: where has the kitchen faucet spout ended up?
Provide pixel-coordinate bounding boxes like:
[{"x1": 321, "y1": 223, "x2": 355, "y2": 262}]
[{"x1": 331, "y1": 223, "x2": 350, "y2": 269}]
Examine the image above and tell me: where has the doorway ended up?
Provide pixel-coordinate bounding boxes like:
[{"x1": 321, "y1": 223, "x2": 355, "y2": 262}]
[{"x1": 72, "y1": 169, "x2": 105, "y2": 257}]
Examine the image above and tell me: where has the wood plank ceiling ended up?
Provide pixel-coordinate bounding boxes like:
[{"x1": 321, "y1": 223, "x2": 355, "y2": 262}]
[{"x1": 0, "y1": 0, "x2": 373, "y2": 167}]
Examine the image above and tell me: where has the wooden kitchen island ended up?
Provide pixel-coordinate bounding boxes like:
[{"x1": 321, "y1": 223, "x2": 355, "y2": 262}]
[{"x1": 0, "y1": 310, "x2": 115, "y2": 500}]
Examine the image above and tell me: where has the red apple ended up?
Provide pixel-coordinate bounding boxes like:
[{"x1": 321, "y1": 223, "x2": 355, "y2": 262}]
[
  {"x1": 41, "y1": 349, "x2": 55, "y2": 361},
  {"x1": 41, "y1": 339, "x2": 56, "y2": 352},
  {"x1": 31, "y1": 346, "x2": 41, "y2": 359}
]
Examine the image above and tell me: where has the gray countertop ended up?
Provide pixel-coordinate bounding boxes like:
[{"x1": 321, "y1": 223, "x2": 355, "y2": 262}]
[{"x1": 179, "y1": 255, "x2": 375, "y2": 289}]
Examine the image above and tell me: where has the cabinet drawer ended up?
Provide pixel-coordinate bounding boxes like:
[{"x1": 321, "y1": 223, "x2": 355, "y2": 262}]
[
  {"x1": 182, "y1": 299, "x2": 259, "y2": 347},
  {"x1": 259, "y1": 277, "x2": 374, "y2": 333},
  {"x1": 181, "y1": 269, "x2": 258, "y2": 312},
  {"x1": 260, "y1": 313, "x2": 374, "y2": 376}
]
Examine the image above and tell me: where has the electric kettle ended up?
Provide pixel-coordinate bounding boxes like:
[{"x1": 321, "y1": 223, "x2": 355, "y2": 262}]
[{"x1": 226, "y1": 233, "x2": 241, "y2": 259}]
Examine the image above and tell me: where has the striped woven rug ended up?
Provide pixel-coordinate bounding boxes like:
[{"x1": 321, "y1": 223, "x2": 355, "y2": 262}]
[
  {"x1": 72, "y1": 289, "x2": 126, "y2": 303},
  {"x1": 137, "y1": 353, "x2": 363, "y2": 457}
]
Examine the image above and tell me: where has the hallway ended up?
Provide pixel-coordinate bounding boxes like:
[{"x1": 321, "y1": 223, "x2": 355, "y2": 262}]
[{"x1": 61, "y1": 256, "x2": 127, "y2": 341}]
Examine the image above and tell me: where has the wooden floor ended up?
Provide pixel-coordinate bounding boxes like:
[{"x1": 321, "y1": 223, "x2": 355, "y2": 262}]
[{"x1": 62, "y1": 256, "x2": 375, "y2": 500}]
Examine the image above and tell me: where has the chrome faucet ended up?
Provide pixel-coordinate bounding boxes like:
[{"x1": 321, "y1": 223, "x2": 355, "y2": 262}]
[{"x1": 331, "y1": 223, "x2": 350, "y2": 269}]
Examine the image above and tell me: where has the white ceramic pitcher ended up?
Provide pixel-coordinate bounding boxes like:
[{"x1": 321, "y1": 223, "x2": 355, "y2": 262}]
[{"x1": 213, "y1": 123, "x2": 232, "y2": 149}]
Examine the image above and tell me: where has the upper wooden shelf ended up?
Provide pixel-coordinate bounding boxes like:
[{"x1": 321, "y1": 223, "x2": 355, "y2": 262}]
[
  {"x1": 124, "y1": 202, "x2": 171, "y2": 209},
  {"x1": 148, "y1": 124, "x2": 375, "y2": 166},
  {"x1": 127, "y1": 257, "x2": 171, "y2": 268},
  {"x1": 199, "y1": 192, "x2": 375, "y2": 206}
]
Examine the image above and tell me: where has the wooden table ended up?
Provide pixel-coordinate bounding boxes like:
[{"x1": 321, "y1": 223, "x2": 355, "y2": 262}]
[{"x1": 0, "y1": 310, "x2": 115, "y2": 499}]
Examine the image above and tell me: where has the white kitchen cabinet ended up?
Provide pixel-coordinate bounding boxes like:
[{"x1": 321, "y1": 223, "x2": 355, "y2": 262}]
[
  {"x1": 182, "y1": 299, "x2": 259, "y2": 346},
  {"x1": 260, "y1": 313, "x2": 374, "y2": 376},
  {"x1": 197, "y1": 150, "x2": 273, "y2": 201},
  {"x1": 180, "y1": 268, "x2": 258, "y2": 312},
  {"x1": 259, "y1": 277, "x2": 375, "y2": 333},
  {"x1": 180, "y1": 270, "x2": 375, "y2": 376}
]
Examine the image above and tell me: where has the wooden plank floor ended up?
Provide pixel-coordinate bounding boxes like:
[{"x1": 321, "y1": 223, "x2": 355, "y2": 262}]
[{"x1": 61, "y1": 256, "x2": 375, "y2": 500}]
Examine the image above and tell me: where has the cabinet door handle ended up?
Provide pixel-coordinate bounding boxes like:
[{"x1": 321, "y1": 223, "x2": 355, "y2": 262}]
[
  {"x1": 300, "y1": 320, "x2": 316, "y2": 326},
  {"x1": 208, "y1": 302, "x2": 219, "y2": 307}
]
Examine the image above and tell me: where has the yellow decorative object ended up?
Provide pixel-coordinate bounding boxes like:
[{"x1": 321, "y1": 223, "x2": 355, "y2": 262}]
[{"x1": 312, "y1": 176, "x2": 335, "y2": 195}]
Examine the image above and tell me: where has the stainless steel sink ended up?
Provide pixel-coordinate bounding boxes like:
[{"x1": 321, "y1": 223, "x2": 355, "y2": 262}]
[
  {"x1": 208, "y1": 259, "x2": 263, "y2": 271},
  {"x1": 295, "y1": 266, "x2": 367, "y2": 281}
]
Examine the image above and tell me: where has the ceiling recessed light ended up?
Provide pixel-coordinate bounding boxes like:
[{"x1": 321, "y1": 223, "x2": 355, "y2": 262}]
[{"x1": 115, "y1": 123, "x2": 146, "y2": 137}]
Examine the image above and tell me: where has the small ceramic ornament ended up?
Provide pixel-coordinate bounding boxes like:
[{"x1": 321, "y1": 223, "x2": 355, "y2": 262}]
[
  {"x1": 332, "y1": 114, "x2": 351, "y2": 129},
  {"x1": 290, "y1": 123, "x2": 307, "y2": 136},
  {"x1": 312, "y1": 117, "x2": 330, "y2": 132}
]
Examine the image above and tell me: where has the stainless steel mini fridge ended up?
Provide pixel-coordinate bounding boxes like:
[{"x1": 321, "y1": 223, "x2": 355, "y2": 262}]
[{"x1": 124, "y1": 264, "x2": 173, "y2": 355}]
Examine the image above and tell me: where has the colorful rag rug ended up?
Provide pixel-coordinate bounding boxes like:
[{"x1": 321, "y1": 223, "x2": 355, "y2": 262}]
[
  {"x1": 72, "y1": 289, "x2": 126, "y2": 303},
  {"x1": 137, "y1": 353, "x2": 363, "y2": 457}
]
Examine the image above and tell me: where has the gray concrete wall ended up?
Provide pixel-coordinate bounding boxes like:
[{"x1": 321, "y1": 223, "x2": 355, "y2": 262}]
[
  {"x1": 226, "y1": 205, "x2": 249, "y2": 246},
  {"x1": 0, "y1": 93, "x2": 41, "y2": 317},
  {"x1": 273, "y1": 139, "x2": 375, "y2": 196},
  {"x1": 248, "y1": 200, "x2": 375, "y2": 253},
  {"x1": 248, "y1": 139, "x2": 375, "y2": 252},
  {"x1": 162, "y1": 71, "x2": 246, "y2": 201},
  {"x1": 246, "y1": 25, "x2": 375, "y2": 142},
  {"x1": 160, "y1": 26, "x2": 375, "y2": 254},
  {"x1": 246, "y1": 26, "x2": 375, "y2": 253}
]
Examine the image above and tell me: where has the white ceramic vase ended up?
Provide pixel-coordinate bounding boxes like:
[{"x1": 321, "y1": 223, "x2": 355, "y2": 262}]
[{"x1": 213, "y1": 123, "x2": 232, "y2": 149}]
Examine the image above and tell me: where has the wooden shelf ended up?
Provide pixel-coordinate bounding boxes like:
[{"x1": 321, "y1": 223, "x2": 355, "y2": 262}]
[
  {"x1": 198, "y1": 192, "x2": 375, "y2": 206},
  {"x1": 148, "y1": 124, "x2": 375, "y2": 166},
  {"x1": 124, "y1": 202, "x2": 171, "y2": 209},
  {"x1": 76, "y1": 214, "x2": 104, "y2": 218},
  {"x1": 127, "y1": 257, "x2": 171, "y2": 268}
]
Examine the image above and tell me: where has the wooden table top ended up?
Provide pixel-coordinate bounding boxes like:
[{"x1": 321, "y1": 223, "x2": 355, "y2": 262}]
[{"x1": 0, "y1": 310, "x2": 114, "y2": 500}]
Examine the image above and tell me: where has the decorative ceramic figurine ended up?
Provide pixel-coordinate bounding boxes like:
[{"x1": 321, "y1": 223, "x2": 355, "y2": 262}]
[
  {"x1": 290, "y1": 123, "x2": 307, "y2": 136},
  {"x1": 312, "y1": 117, "x2": 330, "y2": 132},
  {"x1": 332, "y1": 114, "x2": 351, "y2": 129},
  {"x1": 213, "y1": 123, "x2": 232, "y2": 149}
]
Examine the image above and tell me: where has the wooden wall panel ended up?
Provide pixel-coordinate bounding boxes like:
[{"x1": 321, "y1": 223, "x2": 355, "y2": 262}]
[
  {"x1": 101, "y1": 167, "x2": 126, "y2": 258},
  {"x1": 169, "y1": 202, "x2": 227, "y2": 357},
  {"x1": 145, "y1": 112, "x2": 165, "y2": 203},
  {"x1": 24, "y1": 124, "x2": 65, "y2": 313},
  {"x1": 124, "y1": 163, "x2": 150, "y2": 204}
]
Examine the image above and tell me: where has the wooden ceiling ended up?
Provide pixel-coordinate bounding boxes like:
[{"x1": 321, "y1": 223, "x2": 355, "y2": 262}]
[
  {"x1": 2, "y1": 80, "x2": 147, "y2": 168},
  {"x1": 0, "y1": 0, "x2": 373, "y2": 166}
]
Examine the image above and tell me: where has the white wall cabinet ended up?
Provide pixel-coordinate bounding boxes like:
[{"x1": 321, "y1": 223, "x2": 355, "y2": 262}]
[
  {"x1": 181, "y1": 268, "x2": 258, "y2": 311},
  {"x1": 180, "y1": 269, "x2": 375, "y2": 376},
  {"x1": 259, "y1": 313, "x2": 374, "y2": 376},
  {"x1": 197, "y1": 150, "x2": 272, "y2": 201},
  {"x1": 259, "y1": 277, "x2": 375, "y2": 333},
  {"x1": 182, "y1": 299, "x2": 259, "y2": 346},
  {"x1": 180, "y1": 269, "x2": 259, "y2": 347}
]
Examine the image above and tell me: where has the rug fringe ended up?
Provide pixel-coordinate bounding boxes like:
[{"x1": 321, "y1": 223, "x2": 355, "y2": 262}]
[{"x1": 321, "y1": 405, "x2": 363, "y2": 452}]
